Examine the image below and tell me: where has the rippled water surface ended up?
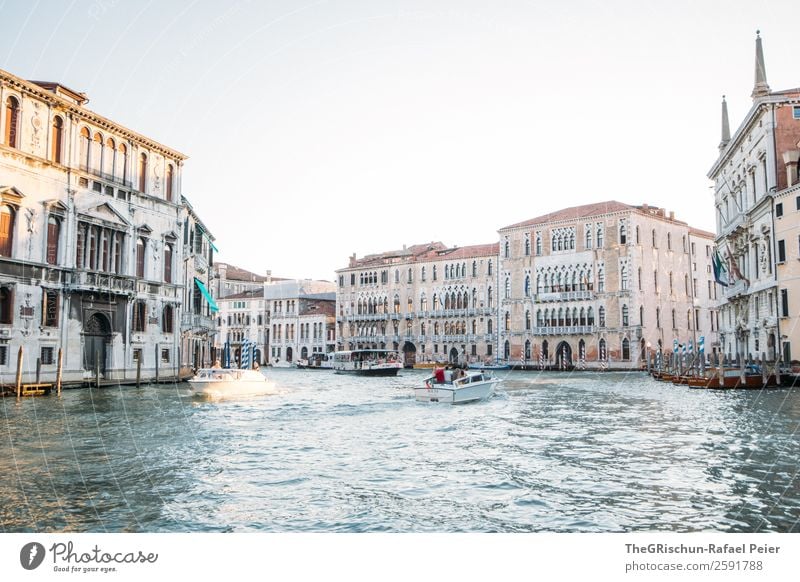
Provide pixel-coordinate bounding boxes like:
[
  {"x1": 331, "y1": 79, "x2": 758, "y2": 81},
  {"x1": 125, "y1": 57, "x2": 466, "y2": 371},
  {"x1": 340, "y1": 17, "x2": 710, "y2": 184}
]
[{"x1": 2, "y1": 370, "x2": 799, "y2": 532}]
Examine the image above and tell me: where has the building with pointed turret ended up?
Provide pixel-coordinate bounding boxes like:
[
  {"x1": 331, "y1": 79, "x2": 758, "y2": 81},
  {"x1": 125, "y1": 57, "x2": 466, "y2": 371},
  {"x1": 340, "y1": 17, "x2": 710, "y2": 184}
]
[{"x1": 710, "y1": 32, "x2": 800, "y2": 365}]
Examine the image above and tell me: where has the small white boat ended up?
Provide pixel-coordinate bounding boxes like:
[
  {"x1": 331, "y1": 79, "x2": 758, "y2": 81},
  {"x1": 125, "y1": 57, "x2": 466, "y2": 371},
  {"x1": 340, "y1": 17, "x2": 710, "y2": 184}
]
[
  {"x1": 415, "y1": 370, "x2": 501, "y2": 404},
  {"x1": 188, "y1": 368, "x2": 278, "y2": 398}
]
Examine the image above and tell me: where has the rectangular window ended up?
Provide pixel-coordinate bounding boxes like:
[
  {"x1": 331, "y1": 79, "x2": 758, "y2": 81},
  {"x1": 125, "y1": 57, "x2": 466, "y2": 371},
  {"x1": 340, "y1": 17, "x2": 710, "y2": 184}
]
[
  {"x1": 776, "y1": 202, "x2": 783, "y2": 218},
  {"x1": 43, "y1": 290, "x2": 59, "y2": 327},
  {"x1": 161, "y1": 348, "x2": 170, "y2": 363},
  {"x1": 132, "y1": 301, "x2": 146, "y2": 332},
  {"x1": 487, "y1": 344, "x2": 493, "y2": 356},
  {"x1": 778, "y1": 239, "x2": 786, "y2": 263},
  {"x1": 781, "y1": 289, "x2": 789, "y2": 317},
  {"x1": 0, "y1": 344, "x2": 7, "y2": 366},
  {"x1": 133, "y1": 348, "x2": 142, "y2": 362},
  {"x1": 796, "y1": 195, "x2": 800, "y2": 211},
  {"x1": 40, "y1": 346, "x2": 55, "y2": 365},
  {"x1": 793, "y1": 106, "x2": 800, "y2": 119}
]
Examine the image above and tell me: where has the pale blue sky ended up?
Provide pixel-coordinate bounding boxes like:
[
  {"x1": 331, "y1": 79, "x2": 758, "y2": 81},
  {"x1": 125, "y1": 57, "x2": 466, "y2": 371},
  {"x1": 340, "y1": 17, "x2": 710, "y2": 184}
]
[{"x1": 2, "y1": 0, "x2": 798, "y2": 280}]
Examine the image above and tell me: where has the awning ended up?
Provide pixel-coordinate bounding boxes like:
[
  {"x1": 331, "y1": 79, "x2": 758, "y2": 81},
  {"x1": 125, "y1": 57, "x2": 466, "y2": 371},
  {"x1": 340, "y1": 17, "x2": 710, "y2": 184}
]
[
  {"x1": 203, "y1": 232, "x2": 219, "y2": 253},
  {"x1": 194, "y1": 277, "x2": 219, "y2": 312}
]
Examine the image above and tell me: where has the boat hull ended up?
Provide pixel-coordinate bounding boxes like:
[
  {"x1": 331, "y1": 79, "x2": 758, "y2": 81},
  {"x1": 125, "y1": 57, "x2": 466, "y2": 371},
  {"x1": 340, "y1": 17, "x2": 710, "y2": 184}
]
[
  {"x1": 333, "y1": 367, "x2": 400, "y2": 377},
  {"x1": 415, "y1": 380, "x2": 499, "y2": 404},
  {"x1": 188, "y1": 369, "x2": 278, "y2": 398}
]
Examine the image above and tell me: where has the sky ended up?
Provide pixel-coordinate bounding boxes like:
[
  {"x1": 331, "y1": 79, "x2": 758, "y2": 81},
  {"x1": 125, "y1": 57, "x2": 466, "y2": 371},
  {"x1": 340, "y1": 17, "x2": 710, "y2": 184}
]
[{"x1": 1, "y1": 0, "x2": 798, "y2": 281}]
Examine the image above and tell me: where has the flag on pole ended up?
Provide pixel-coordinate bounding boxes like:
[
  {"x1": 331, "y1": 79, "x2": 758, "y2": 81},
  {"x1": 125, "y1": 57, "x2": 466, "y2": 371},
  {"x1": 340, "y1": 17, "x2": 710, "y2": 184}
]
[{"x1": 712, "y1": 249, "x2": 730, "y2": 287}]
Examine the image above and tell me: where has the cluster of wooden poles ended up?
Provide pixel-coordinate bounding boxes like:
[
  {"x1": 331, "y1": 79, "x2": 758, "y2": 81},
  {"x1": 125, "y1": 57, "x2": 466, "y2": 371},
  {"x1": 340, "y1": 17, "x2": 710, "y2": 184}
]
[{"x1": 647, "y1": 349, "x2": 789, "y2": 389}]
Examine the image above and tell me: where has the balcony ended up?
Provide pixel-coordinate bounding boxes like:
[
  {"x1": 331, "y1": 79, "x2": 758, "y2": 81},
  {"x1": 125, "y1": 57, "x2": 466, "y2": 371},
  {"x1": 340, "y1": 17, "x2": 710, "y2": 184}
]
[
  {"x1": 193, "y1": 253, "x2": 209, "y2": 274},
  {"x1": 535, "y1": 290, "x2": 594, "y2": 302},
  {"x1": 532, "y1": 325, "x2": 596, "y2": 335},
  {"x1": 68, "y1": 270, "x2": 135, "y2": 295},
  {"x1": 723, "y1": 279, "x2": 749, "y2": 299},
  {"x1": 181, "y1": 313, "x2": 215, "y2": 331}
]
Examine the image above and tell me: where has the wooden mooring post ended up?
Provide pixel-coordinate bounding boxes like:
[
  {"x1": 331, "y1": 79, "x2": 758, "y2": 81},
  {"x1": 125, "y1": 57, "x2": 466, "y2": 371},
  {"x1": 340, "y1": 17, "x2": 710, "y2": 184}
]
[
  {"x1": 56, "y1": 348, "x2": 63, "y2": 395},
  {"x1": 36, "y1": 357, "x2": 41, "y2": 385},
  {"x1": 136, "y1": 357, "x2": 142, "y2": 388},
  {"x1": 95, "y1": 349, "x2": 100, "y2": 389},
  {"x1": 15, "y1": 346, "x2": 23, "y2": 398}
]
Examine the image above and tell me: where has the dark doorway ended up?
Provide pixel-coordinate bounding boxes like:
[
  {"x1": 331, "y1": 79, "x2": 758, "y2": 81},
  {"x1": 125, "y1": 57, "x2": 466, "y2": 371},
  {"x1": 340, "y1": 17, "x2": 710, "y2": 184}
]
[
  {"x1": 403, "y1": 341, "x2": 417, "y2": 367},
  {"x1": 555, "y1": 341, "x2": 572, "y2": 369},
  {"x1": 83, "y1": 312, "x2": 111, "y2": 376}
]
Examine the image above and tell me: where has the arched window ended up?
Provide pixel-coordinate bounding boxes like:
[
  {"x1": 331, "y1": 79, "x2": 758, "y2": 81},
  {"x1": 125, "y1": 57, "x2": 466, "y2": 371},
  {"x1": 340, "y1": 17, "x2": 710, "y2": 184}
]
[
  {"x1": 622, "y1": 338, "x2": 630, "y2": 361},
  {"x1": 407, "y1": 297, "x2": 413, "y2": 313},
  {"x1": 51, "y1": 116, "x2": 64, "y2": 163},
  {"x1": 652, "y1": 229, "x2": 657, "y2": 247},
  {"x1": 0, "y1": 205, "x2": 16, "y2": 257},
  {"x1": 420, "y1": 295, "x2": 427, "y2": 312},
  {"x1": 488, "y1": 260, "x2": 493, "y2": 276},
  {"x1": 164, "y1": 243, "x2": 173, "y2": 283},
  {"x1": 524, "y1": 235, "x2": 530, "y2": 256},
  {"x1": 535, "y1": 232, "x2": 542, "y2": 255},
  {"x1": 487, "y1": 319, "x2": 493, "y2": 334},
  {"x1": 620, "y1": 266, "x2": 628, "y2": 290},
  {"x1": 162, "y1": 305, "x2": 174, "y2": 333},
  {"x1": 598, "y1": 306, "x2": 606, "y2": 327},
  {"x1": 421, "y1": 266, "x2": 426, "y2": 281},
  {"x1": 619, "y1": 221, "x2": 627, "y2": 244},
  {"x1": 667, "y1": 232, "x2": 672, "y2": 250},
  {"x1": 524, "y1": 275, "x2": 530, "y2": 297},
  {"x1": 504, "y1": 277, "x2": 511, "y2": 299},
  {"x1": 487, "y1": 287, "x2": 493, "y2": 309},
  {"x1": 166, "y1": 164, "x2": 174, "y2": 202},
  {"x1": 525, "y1": 310, "x2": 531, "y2": 330},
  {"x1": 79, "y1": 127, "x2": 91, "y2": 170},
  {"x1": 4, "y1": 96, "x2": 20, "y2": 148},
  {"x1": 504, "y1": 240, "x2": 510, "y2": 258},
  {"x1": 671, "y1": 308, "x2": 676, "y2": 329},
  {"x1": 136, "y1": 238, "x2": 146, "y2": 278},
  {"x1": 504, "y1": 311, "x2": 511, "y2": 331},
  {"x1": 596, "y1": 225, "x2": 604, "y2": 247},
  {"x1": 0, "y1": 286, "x2": 14, "y2": 324},
  {"x1": 579, "y1": 307, "x2": 586, "y2": 326},
  {"x1": 472, "y1": 261, "x2": 477, "y2": 277},
  {"x1": 92, "y1": 132, "x2": 103, "y2": 173},
  {"x1": 656, "y1": 307, "x2": 661, "y2": 328},
  {"x1": 138, "y1": 153, "x2": 148, "y2": 192},
  {"x1": 118, "y1": 143, "x2": 129, "y2": 183},
  {"x1": 104, "y1": 137, "x2": 115, "y2": 177},
  {"x1": 587, "y1": 307, "x2": 594, "y2": 326},
  {"x1": 639, "y1": 306, "x2": 644, "y2": 326},
  {"x1": 46, "y1": 216, "x2": 60, "y2": 265},
  {"x1": 407, "y1": 268, "x2": 412, "y2": 283},
  {"x1": 621, "y1": 304, "x2": 629, "y2": 326},
  {"x1": 432, "y1": 265, "x2": 437, "y2": 281},
  {"x1": 536, "y1": 309, "x2": 543, "y2": 327},
  {"x1": 393, "y1": 294, "x2": 400, "y2": 313},
  {"x1": 635, "y1": 225, "x2": 640, "y2": 244}
]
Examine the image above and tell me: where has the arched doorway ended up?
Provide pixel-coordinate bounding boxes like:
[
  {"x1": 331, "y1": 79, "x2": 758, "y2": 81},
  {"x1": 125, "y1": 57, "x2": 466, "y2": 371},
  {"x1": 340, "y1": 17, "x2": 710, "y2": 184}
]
[
  {"x1": 300, "y1": 346, "x2": 308, "y2": 360},
  {"x1": 254, "y1": 348, "x2": 262, "y2": 365},
  {"x1": 542, "y1": 340, "x2": 549, "y2": 360},
  {"x1": 504, "y1": 340, "x2": 510, "y2": 360},
  {"x1": 83, "y1": 312, "x2": 111, "y2": 375},
  {"x1": 448, "y1": 346, "x2": 459, "y2": 364},
  {"x1": 555, "y1": 341, "x2": 572, "y2": 369},
  {"x1": 403, "y1": 341, "x2": 417, "y2": 368},
  {"x1": 286, "y1": 346, "x2": 293, "y2": 363}
]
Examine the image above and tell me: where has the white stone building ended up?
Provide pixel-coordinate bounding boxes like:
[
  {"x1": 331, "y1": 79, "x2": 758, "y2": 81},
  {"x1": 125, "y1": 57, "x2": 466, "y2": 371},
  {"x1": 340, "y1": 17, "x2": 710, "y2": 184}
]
[
  {"x1": 335, "y1": 242, "x2": 500, "y2": 366},
  {"x1": 0, "y1": 68, "x2": 217, "y2": 385},
  {"x1": 498, "y1": 202, "x2": 718, "y2": 369},
  {"x1": 710, "y1": 33, "x2": 800, "y2": 364}
]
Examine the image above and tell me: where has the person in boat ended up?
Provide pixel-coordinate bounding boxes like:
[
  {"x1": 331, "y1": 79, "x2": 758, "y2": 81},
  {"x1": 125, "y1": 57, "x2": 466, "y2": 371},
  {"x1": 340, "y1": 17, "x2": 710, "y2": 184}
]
[
  {"x1": 253, "y1": 362, "x2": 260, "y2": 371},
  {"x1": 452, "y1": 367, "x2": 464, "y2": 381},
  {"x1": 434, "y1": 366, "x2": 445, "y2": 384},
  {"x1": 211, "y1": 359, "x2": 221, "y2": 369}
]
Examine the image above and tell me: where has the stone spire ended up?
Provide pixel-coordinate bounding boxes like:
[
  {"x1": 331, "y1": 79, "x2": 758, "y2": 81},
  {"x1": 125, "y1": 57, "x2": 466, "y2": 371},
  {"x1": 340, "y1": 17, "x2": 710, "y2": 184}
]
[
  {"x1": 751, "y1": 30, "x2": 770, "y2": 99},
  {"x1": 719, "y1": 95, "x2": 731, "y2": 151}
]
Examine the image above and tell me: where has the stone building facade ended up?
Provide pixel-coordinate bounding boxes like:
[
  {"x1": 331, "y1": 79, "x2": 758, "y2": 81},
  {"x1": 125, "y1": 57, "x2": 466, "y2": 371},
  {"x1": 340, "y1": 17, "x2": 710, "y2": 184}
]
[
  {"x1": 335, "y1": 242, "x2": 500, "y2": 366},
  {"x1": 710, "y1": 33, "x2": 800, "y2": 365},
  {"x1": 215, "y1": 279, "x2": 336, "y2": 367},
  {"x1": 498, "y1": 202, "x2": 718, "y2": 369},
  {"x1": 0, "y1": 68, "x2": 216, "y2": 384}
]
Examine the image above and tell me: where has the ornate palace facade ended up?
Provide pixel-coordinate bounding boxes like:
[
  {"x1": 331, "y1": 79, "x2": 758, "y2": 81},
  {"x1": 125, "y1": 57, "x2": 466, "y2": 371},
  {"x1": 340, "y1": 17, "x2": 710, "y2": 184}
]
[{"x1": 0, "y1": 69, "x2": 217, "y2": 384}]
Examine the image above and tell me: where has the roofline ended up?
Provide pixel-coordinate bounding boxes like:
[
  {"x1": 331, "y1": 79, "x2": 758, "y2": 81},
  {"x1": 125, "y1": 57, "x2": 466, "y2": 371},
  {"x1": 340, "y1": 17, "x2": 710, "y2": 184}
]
[{"x1": 1, "y1": 68, "x2": 188, "y2": 161}]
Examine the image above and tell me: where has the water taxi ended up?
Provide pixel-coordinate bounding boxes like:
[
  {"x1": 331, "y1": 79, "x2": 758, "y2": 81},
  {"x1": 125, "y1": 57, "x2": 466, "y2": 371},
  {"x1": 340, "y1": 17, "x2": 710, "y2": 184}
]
[
  {"x1": 296, "y1": 353, "x2": 333, "y2": 370},
  {"x1": 332, "y1": 349, "x2": 403, "y2": 376},
  {"x1": 415, "y1": 369, "x2": 501, "y2": 404},
  {"x1": 188, "y1": 368, "x2": 278, "y2": 398}
]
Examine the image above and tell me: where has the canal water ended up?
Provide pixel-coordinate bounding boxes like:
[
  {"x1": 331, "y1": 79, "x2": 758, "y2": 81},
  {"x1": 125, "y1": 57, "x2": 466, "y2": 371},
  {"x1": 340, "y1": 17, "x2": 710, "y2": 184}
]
[{"x1": 1, "y1": 370, "x2": 799, "y2": 532}]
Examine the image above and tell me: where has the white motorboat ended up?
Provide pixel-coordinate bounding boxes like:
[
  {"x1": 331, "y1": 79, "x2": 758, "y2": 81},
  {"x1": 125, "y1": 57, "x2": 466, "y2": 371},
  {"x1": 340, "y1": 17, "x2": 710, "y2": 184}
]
[
  {"x1": 332, "y1": 349, "x2": 403, "y2": 376},
  {"x1": 296, "y1": 353, "x2": 333, "y2": 370},
  {"x1": 415, "y1": 370, "x2": 501, "y2": 404},
  {"x1": 188, "y1": 368, "x2": 278, "y2": 398}
]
